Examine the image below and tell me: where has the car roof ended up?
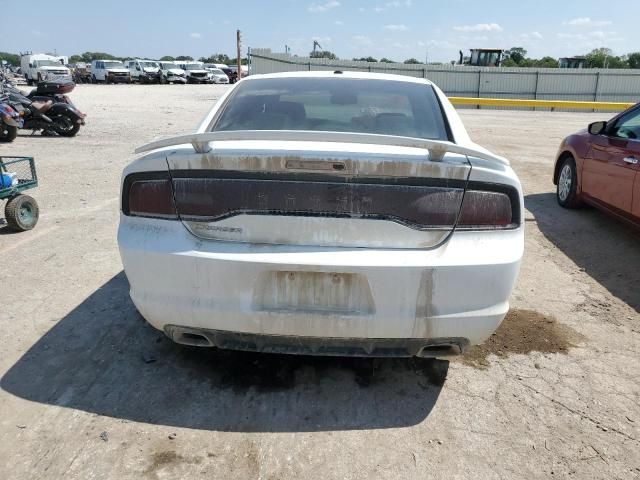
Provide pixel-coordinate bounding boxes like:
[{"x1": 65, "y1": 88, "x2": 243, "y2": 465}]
[{"x1": 243, "y1": 70, "x2": 434, "y2": 86}]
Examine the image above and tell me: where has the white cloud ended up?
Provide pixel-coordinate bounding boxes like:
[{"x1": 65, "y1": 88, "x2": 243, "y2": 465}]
[
  {"x1": 556, "y1": 30, "x2": 622, "y2": 48},
  {"x1": 308, "y1": 0, "x2": 340, "y2": 13},
  {"x1": 334, "y1": 20, "x2": 343, "y2": 25},
  {"x1": 372, "y1": 1, "x2": 412, "y2": 12},
  {"x1": 312, "y1": 35, "x2": 332, "y2": 44},
  {"x1": 189, "y1": 32, "x2": 202, "y2": 39},
  {"x1": 384, "y1": 24, "x2": 409, "y2": 31},
  {"x1": 564, "y1": 17, "x2": 612, "y2": 27},
  {"x1": 453, "y1": 23, "x2": 503, "y2": 32},
  {"x1": 352, "y1": 35, "x2": 373, "y2": 46},
  {"x1": 520, "y1": 31, "x2": 543, "y2": 41}
]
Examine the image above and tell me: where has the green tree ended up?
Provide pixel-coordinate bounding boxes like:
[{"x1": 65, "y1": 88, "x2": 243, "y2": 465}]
[
  {"x1": 534, "y1": 56, "x2": 558, "y2": 68},
  {"x1": 353, "y1": 56, "x2": 377, "y2": 62},
  {"x1": 403, "y1": 58, "x2": 420, "y2": 64},
  {"x1": 76, "y1": 52, "x2": 121, "y2": 62},
  {"x1": 199, "y1": 53, "x2": 231, "y2": 64},
  {"x1": 585, "y1": 48, "x2": 613, "y2": 68},
  {"x1": 505, "y1": 47, "x2": 527, "y2": 65},
  {"x1": 159, "y1": 56, "x2": 175, "y2": 61},
  {"x1": 0, "y1": 52, "x2": 20, "y2": 66},
  {"x1": 379, "y1": 57, "x2": 395, "y2": 63},
  {"x1": 175, "y1": 55, "x2": 194, "y2": 61},
  {"x1": 310, "y1": 50, "x2": 337, "y2": 59},
  {"x1": 628, "y1": 52, "x2": 640, "y2": 69}
]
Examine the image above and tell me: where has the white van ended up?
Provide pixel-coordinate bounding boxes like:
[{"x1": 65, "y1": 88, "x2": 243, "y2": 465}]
[
  {"x1": 20, "y1": 54, "x2": 72, "y2": 85},
  {"x1": 158, "y1": 61, "x2": 187, "y2": 84},
  {"x1": 176, "y1": 61, "x2": 210, "y2": 84},
  {"x1": 125, "y1": 59, "x2": 160, "y2": 84},
  {"x1": 91, "y1": 60, "x2": 131, "y2": 84}
]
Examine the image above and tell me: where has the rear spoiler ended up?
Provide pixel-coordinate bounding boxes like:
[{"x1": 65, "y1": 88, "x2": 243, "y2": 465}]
[{"x1": 134, "y1": 130, "x2": 509, "y2": 165}]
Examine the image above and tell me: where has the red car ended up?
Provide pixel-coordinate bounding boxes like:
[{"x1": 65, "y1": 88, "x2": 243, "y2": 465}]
[{"x1": 554, "y1": 102, "x2": 640, "y2": 227}]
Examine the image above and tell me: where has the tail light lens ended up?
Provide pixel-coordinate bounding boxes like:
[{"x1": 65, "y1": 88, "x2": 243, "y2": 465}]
[
  {"x1": 457, "y1": 189, "x2": 518, "y2": 229},
  {"x1": 124, "y1": 176, "x2": 177, "y2": 219},
  {"x1": 170, "y1": 177, "x2": 465, "y2": 229},
  {"x1": 122, "y1": 173, "x2": 520, "y2": 230}
]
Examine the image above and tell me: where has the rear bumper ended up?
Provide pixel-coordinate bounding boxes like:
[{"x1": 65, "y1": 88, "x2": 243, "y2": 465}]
[
  {"x1": 107, "y1": 76, "x2": 130, "y2": 83},
  {"x1": 118, "y1": 217, "x2": 523, "y2": 351},
  {"x1": 164, "y1": 326, "x2": 469, "y2": 357},
  {"x1": 188, "y1": 76, "x2": 209, "y2": 83}
]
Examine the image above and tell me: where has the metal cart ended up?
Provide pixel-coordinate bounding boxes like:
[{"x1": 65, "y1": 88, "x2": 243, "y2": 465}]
[{"x1": 0, "y1": 156, "x2": 39, "y2": 231}]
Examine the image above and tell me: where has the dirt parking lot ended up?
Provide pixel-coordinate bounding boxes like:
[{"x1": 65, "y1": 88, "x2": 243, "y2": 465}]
[{"x1": 0, "y1": 84, "x2": 638, "y2": 479}]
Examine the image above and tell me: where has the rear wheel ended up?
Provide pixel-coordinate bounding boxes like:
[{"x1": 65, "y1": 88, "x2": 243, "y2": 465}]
[
  {"x1": 5, "y1": 194, "x2": 39, "y2": 231},
  {"x1": 0, "y1": 124, "x2": 17, "y2": 143},
  {"x1": 557, "y1": 156, "x2": 582, "y2": 208},
  {"x1": 53, "y1": 112, "x2": 81, "y2": 137}
]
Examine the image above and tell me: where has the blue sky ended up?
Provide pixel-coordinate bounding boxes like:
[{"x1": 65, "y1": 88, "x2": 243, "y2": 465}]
[{"x1": 2, "y1": 0, "x2": 633, "y2": 62}]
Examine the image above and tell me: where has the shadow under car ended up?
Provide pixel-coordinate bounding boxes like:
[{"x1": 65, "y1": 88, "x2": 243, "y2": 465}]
[
  {"x1": 1, "y1": 272, "x2": 447, "y2": 432},
  {"x1": 525, "y1": 192, "x2": 640, "y2": 312}
]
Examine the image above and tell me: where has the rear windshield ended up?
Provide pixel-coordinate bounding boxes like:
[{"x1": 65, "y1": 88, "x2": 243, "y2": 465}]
[{"x1": 212, "y1": 77, "x2": 449, "y2": 140}]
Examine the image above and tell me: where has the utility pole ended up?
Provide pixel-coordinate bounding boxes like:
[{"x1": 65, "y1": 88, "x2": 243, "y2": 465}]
[{"x1": 236, "y1": 29, "x2": 242, "y2": 80}]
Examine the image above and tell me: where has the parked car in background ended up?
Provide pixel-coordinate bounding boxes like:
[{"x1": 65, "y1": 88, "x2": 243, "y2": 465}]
[
  {"x1": 221, "y1": 67, "x2": 237, "y2": 83},
  {"x1": 119, "y1": 71, "x2": 524, "y2": 358},
  {"x1": 91, "y1": 60, "x2": 131, "y2": 84},
  {"x1": 228, "y1": 64, "x2": 249, "y2": 81},
  {"x1": 158, "y1": 62, "x2": 187, "y2": 84},
  {"x1": 205, "y1": 67, "x2": 229, "y2": 84},
  {"x1": 20, "y1": 54, "x2": 72, "y2": 85},
  {"x1": 177, "y1": 61, "x2": 209, "y2": 84},
  {"x1": 554, "y1": 102, "x2": 640, "y2": 228},
  {"x1": 70, "y1": 62, "x2": 92, "y2": 83},
  {"x1": 125, "y1": 59, "x2": 160, "y2": 84}
]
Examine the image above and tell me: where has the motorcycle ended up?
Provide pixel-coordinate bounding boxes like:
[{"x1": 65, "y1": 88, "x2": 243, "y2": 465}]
[
  {"x1": 0, "y1": 95, "x2": 23, "y2": 142},
  {"x1": 2, "y1": 86, "x2": 85, "y2": 137},
  {"x1": 0, "y1": 73, "x2": 85, "y2": 137}
]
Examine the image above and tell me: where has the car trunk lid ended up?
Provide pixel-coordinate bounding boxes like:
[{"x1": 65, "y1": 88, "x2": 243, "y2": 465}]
[{"x1": 140, "y1": 131, "x2": 475, "y2": 249}]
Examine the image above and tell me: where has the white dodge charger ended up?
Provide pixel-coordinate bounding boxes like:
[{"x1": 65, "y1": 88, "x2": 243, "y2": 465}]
[{"x1": 118, "y1": 71, "x2": 523, "y2": 358}]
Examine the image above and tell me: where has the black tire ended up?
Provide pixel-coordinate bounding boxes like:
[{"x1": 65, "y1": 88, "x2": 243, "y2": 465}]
[
  {"x1": 0, "y1": 124, "x2": 17, "y2": 143},
  {"x1": 91, "y1": 74, "x2": 97, "y2": 84},
  {"x1": 5, "y1": 194, "x2": 39, "y2": 231},
  {"x1": 52, "y1": 112, "x2": 81, "y2": 137},
  {"x1": 556, "y1": 156, "x2": 582, "y2": 208}
]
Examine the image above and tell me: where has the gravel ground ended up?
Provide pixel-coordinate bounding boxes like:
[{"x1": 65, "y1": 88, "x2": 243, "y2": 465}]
[{"x1": 0, "y1": 84, "x2": 638, "y2": 480}]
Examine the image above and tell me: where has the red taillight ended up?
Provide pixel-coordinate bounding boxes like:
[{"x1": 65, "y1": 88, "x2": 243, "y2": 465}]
[
  {"x1": 125, "y1": 178, "x2": 177, "y2": 219},
  {"x1": 457, "y1": 190, "x2": 515, "y2": 229}
]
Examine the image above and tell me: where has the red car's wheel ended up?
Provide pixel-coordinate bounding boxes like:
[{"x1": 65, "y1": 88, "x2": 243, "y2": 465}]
[{"x1": 557, "y1": 156, "x2": 582, "y2": 208}]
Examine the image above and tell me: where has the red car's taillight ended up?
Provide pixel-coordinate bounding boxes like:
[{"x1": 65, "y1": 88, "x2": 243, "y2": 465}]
[
  {"x1": 124, "y1": 176, "x2": 177, "y2": 219},
  {"x1": 457, "y1": 189, "x2": 518, "y2": 229}
]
